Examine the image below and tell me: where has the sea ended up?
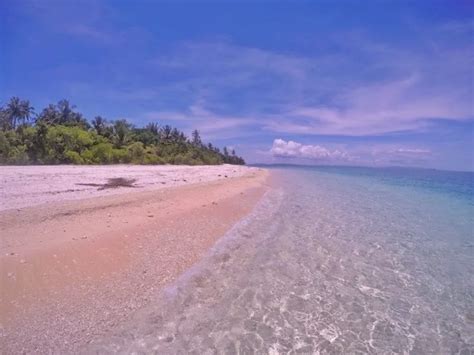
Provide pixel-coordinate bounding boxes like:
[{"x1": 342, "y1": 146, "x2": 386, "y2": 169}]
[{"x1": 96, "y1": 165, "x2": 474, "y2": 354}]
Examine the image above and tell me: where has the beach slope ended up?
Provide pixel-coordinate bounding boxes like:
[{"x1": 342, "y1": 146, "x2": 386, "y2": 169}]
[{"x1": 0, "y1": 165, "x2": 268, "y2": 353}]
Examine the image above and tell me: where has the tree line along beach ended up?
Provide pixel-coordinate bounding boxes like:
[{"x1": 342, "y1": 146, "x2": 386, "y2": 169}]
[{"x1": 0, "y1": 97, "x2": 245, "y2": 166}]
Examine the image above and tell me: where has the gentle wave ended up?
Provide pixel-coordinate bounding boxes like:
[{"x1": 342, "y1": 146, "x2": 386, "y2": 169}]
[{"x1": 92, "y1": 166, "x2": 474, "y2": 354}]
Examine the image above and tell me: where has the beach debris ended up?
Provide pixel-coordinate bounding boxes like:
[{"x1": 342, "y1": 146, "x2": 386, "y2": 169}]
[
  {"x1": 76, "y1": 177, "x2": 137, "y2": 190},
  {"x1": 20, "y1": 259, "x2": 26, "y2": 264},
  {"x1": 80, "y1": 235, "x2": 88, "y2": 240},
  {"x1": 147, "y1": 215, "x2": 154, "y2": 218}
]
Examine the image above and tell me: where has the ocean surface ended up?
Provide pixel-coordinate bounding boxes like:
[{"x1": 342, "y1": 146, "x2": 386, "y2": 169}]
[{"x1": 97, "y1": 166, "x2": 474, "y2": 354}]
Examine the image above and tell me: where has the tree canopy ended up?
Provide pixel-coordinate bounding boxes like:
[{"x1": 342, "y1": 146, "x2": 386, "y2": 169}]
[{"x1": 0, "y1": 97, "x2": 245, "y2": 166}]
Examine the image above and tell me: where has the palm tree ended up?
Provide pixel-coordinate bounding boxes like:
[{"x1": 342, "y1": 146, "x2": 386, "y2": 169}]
[
  {"x1": 36, "y1": 104, "x2": 59, "y2": 125},
  {"x1": 0, "y1": 107, "x2": 9, "y2": 130},
  {"x1": 171, "y1": 128, "x2": 181, "y2": 142},
  {"x1": 113, "y1": 119, "x2": 132, "y2": 147},
  {"x1": 2, "y1": 97, "x2": 34, "y2": 129},
  {"x1": 92, "y1": 116, "x2": 107, "y2": 135},
  {"x1": 145, "y1": 122, "x2": 159, "y2": 135},
  {"x1": 160, "y1": 125, "x2": 172, "y2": 141},
  {"x1": 191, "y1": 129, "x2": 202, "y2": 147},
  {"x1": 56, "y1": 99, "x2": 74, "y2": 124},
  {"x1": 56, "y1": 99, "x2": 89, "y2": 128}
]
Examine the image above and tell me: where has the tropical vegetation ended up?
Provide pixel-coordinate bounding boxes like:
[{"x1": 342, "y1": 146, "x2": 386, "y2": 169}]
[{"x1": 0, "y1": 97, "x2": 245, "y2": 165}]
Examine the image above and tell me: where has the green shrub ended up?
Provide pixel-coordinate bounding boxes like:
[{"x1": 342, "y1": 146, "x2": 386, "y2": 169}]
[
  {"x1": 8, "y1": 145, "x2": 29, "y2": 164},
  {"x1": 0, "y1": 131, "x2": 11, "y2": 163},
  {"x1": 45, "y1": 126, "x2": 95, "y2": 162},
  {"x1": 80, "y1": 149, "x2": 95, "y2": 164},
  {"x1": 143, "y1": 154, "x2": 165, "y2": 165},
  {"x1": 112, "y1": 148, "x2": 129, "y2": 163},
  {"x1": 90, "y1": 142, "x2": 114, "y2": 163},
  {"x1": 65, "y1": 150, "x2": 84, "y2": 164},
  {"x1": 127, "y1": 142, "x2": 145, "y2": 163}
]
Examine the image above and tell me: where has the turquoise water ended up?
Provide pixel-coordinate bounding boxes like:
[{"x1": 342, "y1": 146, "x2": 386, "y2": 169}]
[{"x1": 95, "y1": 166, "x2": 474, "y2": 354}]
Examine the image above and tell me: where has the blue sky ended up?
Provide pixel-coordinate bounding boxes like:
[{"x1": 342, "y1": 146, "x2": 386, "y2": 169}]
[{"x1": 1, "y1": 0, "x2": 473, "y2": 170}]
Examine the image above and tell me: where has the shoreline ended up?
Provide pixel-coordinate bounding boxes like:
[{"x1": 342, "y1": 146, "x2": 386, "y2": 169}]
[
  {"x1": 0, "y1": 165, "x2": 269, "y2": 353},
  {"x1": 0, "y1": 164, "x2": 257, "y2": 212}
]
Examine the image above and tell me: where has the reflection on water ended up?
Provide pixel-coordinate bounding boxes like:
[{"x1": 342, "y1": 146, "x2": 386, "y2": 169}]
[{"x1": 93, "y1": 167, "x2": 474, "y2": 354}]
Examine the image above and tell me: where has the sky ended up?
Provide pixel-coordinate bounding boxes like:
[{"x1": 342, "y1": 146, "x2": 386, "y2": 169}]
[{"x1": 1, "y1": 0, "x2": 473, "y2": 171}]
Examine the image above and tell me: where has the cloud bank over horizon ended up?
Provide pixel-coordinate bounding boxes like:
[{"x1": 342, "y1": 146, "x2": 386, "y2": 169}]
[
  {"x1": 270, "y1": 139, "x2": 349, "y2": 161},
  {"x1": 267, "y1": 138, "x2": 435, "y2": 168},
  {"x1": 1, "y1": 1, "x2": 473, "y2": 170}
]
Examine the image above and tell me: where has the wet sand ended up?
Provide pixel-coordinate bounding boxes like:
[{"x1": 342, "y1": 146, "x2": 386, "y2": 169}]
[
  {"x1": 0, "y1": 165, "x2": 269, "y2": 353},
  {"x1": 89, "y1": 167, "x2": 474, "y2": 354}
]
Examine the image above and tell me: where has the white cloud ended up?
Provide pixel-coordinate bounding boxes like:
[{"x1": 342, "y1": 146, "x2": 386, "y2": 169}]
[
  {"x1": 143, "y1": 103, "x2": 258, "y2": 140},
  {"x1": 267, "y1": 139, "x2": 435, "y2": 167},
  {"x1": 264, "y1": 73, "x2": 472, "y2": 136},
  {"x1": 270, "y1": 139, "x2": 349, "y2": 161},
  {"x1": 153, "y1": 41, "x2": 310, "y2": 81},
  {"x1": 145, "y1": 27, "x2": 473, "y2": 137},
  {"x1": 19, "y1": 1, "x2": 473, "y2": 142},
  {"x1": 391, "y1": 148, "x2": 431, "y2": 155}
]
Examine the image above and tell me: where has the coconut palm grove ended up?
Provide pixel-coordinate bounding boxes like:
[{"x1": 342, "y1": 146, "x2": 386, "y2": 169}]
[{"x1": 0, "y1": 97, "x2": 245, "y2": 165}]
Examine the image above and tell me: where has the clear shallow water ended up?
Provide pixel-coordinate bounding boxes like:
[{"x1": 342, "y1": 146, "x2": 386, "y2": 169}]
[{"x1": 95, "y1": 166, "x2": 474, "y2": 354}]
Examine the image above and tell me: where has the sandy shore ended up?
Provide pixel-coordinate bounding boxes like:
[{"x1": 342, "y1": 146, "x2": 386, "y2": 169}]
[
  {"x1": 0, "y1": 165, "x2": 269, "y2": 353},
  {"x1": 0, "y1": 164, "x2": 256, "y2": 211}
]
